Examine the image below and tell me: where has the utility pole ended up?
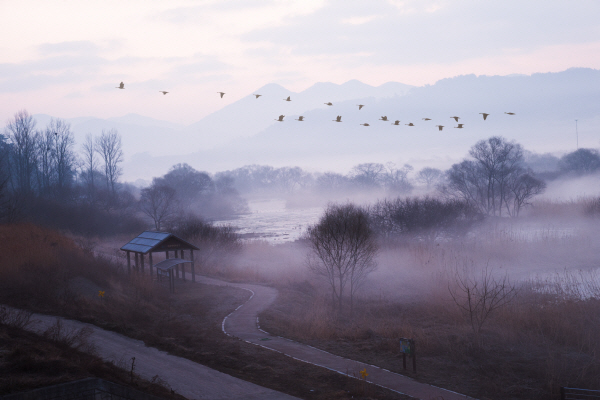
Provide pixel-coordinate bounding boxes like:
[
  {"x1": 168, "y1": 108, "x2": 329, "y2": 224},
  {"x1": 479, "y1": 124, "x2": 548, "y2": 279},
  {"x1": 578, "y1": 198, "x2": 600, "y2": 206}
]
[{"x1": 575, "y1": 119, "x2": 578, "y2": 149}]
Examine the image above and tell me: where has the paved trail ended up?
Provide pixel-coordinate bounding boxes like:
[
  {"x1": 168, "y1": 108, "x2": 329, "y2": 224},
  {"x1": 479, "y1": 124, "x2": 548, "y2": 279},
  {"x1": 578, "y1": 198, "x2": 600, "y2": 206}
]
[
  {"x1": 23, "y1": 312, "x2": 300, "y2": 400},
  {"x1": 196, "y1": 276, "x2": 476, "y2": 400}
]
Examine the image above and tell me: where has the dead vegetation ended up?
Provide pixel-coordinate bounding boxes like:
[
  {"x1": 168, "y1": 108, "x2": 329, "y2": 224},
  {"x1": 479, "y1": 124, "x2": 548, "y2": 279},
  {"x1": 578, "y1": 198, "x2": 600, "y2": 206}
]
[
  {"x1": 0, "y1": 223, "x2": 409, "y2": 400},
  {"x1": 257, "y1": 201, "x2": 600, "y2": 400}
]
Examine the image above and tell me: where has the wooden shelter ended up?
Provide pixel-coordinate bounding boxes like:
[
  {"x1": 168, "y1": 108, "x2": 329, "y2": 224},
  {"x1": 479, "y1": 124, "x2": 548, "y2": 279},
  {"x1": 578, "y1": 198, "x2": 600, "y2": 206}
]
[{"x1": 120, "y1": 231, "x2": 199, "y2": 290}]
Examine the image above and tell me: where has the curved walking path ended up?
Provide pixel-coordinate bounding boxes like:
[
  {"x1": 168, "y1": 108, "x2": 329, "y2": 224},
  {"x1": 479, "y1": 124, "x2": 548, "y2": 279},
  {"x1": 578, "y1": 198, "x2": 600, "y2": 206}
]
[
  {"x1": 20, "y1": 311, "x2": 300, "y2": 400},
  {"x1": 196, "y1": 275, "x2": 476, "y2": 400}
]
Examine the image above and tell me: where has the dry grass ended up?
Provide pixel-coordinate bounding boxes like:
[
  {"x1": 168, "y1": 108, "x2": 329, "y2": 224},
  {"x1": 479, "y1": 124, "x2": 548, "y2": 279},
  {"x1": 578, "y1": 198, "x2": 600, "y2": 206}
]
[
  {"x1": 259, "y1": 205, "x2": 600, "y2": 400},
  {"x1": 0, "y1": 223, "x2": 410, "y2": 400}
]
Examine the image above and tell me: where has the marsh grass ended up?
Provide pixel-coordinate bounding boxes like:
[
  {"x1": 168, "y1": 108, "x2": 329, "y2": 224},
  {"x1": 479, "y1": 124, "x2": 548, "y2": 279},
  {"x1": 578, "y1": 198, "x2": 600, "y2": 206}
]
[{"x1": 259, "y1": 203, "x2": 600, "y2": 400}]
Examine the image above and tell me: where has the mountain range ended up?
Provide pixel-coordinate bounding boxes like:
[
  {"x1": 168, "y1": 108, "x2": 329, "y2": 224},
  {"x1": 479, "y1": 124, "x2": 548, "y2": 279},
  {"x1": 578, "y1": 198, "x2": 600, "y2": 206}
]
[{"x1": 6, "y1": 68, "x2": 599, "y2": 181}]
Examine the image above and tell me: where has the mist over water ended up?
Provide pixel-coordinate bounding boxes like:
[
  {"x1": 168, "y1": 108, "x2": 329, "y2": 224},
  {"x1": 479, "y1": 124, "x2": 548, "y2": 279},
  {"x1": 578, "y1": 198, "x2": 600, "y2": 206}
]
[{"x1": 213, "y1": 198, "x2": 323, "y2": 243}]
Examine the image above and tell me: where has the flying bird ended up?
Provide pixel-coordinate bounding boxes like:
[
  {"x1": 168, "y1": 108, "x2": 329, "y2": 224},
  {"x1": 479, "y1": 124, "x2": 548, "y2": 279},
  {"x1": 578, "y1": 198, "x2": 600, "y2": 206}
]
[
  {"x1": 325, "y1": 102, "x2": 333, "y2": 106},
  {"x1": 392, "y1": 120, "x2": 401, "y2": 125},
  {"x1": 253, "y1": 94, "x2": 262, "y2": 98},
  {"x1": 379, "y1": 116, "x2": 388, "y2": 121},
  {"x1": 436, "y1": 125, "x2": 444, "y2": 131},
  {"x1": 422, "y1": 118, "x2": 432, "y2": 121},
  {"x1": 360, "y1": 123, "x2": 370, "y2": 126},
  {"x1": 275, "y1": 115, "x2": 285, "y2": 121},
  {"x1": 405, "y1": 122, "x2": 414, "y2": 126},
  {"x1": 505, "y1": 112, "x2": 515, "y2": 115},
  {"x1": 480, "y1": 113, "x2": 489, "y2": 120},
  {"x1": 357, "y1": 104, "x2": 364, "y2": 110},
  {"x1": 284, "y1": 96, "x2": 291, "y2": 101},
  {"x1": 116, "y1": 82, "x2": 124, "y2": 89},
  {"x1": 159, "y1": 91, "x2": 168, "y2": 95},
  {"x1": 455, "y1": 124, "x2": 464, "y2": 129},
  {"x1": 296, "y1": 116, "x2": 304, "y2": 121},
  {"x1": 451, "y1": 116, "x2": 460, "y2": 122},
  {"x1": 218, "y1": 92, "x2": 225, "y2": 98},
  {"x1": 333, "y1": 115, "x2": 342, "y2": 122}
]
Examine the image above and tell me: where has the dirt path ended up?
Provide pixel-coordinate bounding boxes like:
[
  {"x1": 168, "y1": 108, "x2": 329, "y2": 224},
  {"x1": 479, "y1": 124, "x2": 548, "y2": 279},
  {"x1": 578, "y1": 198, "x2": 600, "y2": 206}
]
[
  {"x1": 23, "y1": 312, "x2": 301, "y2": 400},
  {"x1": 196, "y1": 276, "x2": 476, "y2": 400}
]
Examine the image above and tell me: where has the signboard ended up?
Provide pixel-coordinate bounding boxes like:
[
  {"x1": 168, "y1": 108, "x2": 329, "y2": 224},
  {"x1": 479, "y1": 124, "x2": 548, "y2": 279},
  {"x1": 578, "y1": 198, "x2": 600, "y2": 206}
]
[
  {"x1": 399, "y1": 337, "x2": 416, "y2": 373},
  {"x1": 399, "y1": 338, "x2": 412, "y2": 355}
]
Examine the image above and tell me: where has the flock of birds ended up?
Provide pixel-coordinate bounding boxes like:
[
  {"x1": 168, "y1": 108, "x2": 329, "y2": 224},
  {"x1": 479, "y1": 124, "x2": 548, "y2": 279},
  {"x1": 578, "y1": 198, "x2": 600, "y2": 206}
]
[{"x1": 115, "y1": 81, "x2": 516, "y2": 131}]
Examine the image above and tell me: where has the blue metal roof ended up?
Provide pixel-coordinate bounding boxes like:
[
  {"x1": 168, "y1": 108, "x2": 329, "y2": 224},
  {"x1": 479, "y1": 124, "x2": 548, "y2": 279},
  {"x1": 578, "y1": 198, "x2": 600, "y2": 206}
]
[{"x1": 120, "y1": 231, "x2": 199, "y2": 254}]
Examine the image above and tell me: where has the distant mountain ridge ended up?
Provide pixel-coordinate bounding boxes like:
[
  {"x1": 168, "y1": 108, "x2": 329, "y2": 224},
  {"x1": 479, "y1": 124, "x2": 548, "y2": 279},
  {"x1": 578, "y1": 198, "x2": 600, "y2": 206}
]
[
  {"x1": 4, "y1": 69, "x2": 598, "y2": 180},
  {"x1": 123, "y1": 68, "x2": 600, "y2": 180}
]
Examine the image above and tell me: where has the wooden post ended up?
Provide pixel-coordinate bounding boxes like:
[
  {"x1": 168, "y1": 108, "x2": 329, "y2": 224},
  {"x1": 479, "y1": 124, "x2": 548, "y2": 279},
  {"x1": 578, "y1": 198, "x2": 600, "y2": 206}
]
[
  {"x1": 412, "y1": 340, "x2": 416, "y2": 373},
  {"x1": 180, "y1": 250, "x2": 186, "y2": 281},
  {"x1": 134, "y1": 253, "x2": 139, "y2": 272},
  {"x1": 140, "y1": 254, "x2": 145, "y2": 273},
  {"x1": 403, "y1": 353, "x2": 406, "y2": 370},
  {"x1": 166, "y1": 251, "x2": 169, "y2": 259},
  {"x1": 174, "y1": 250, "x2": 179, "y2": 279},
  {"x1": 149, "y1": 252, "x2": 153, "y2": 277},
  {"x1": 126, "y1": 251, "x2": 131, "y2": 275},
  {"x1": 191, "y1": 250, "x2": 195, "y2": 282}
]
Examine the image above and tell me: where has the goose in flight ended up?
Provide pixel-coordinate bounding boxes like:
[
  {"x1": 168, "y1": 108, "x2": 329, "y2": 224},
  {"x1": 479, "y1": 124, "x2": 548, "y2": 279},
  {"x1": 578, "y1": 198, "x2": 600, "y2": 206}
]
[
  {"x1": 451, "y1": 116, "x2": 460, "y2": 122},
  {"x1": 392, "y1": 120, "x2": 401, "y2": 125},
  {"x1": 357, "y1": 104, "x2": 364, "y2": 110},
  {"x1": 455, "y1": 124, "x2": 464, "y2": 129},
  {"x1": 379, "y1": 116, "x2": 388, "y2": 121},
  {"x1": 360, "y1": 123, "x2": 370, "y2": 126},
  {"x1": 505, "y1": 112, "x2": 515, "y2": 115},
  {"x1": 325, "y1": 102, "x2": 333, "y2": 106},
  {"x1": 436, "y1": 125, "x2": 444, "y2": 131},
  {"x1": 296, "y1": 116, "x2": 304, "y2": 121},
  {"x1": 405, "y1": 122, "x2": 414, "y2": 126},
  {"x1": 275, "y1": 115, "x2": 285, "y2": 121},
  {"x1": 159, "y1": 91, "x2": 168, "y2": 95},
  {"x1": 284, "y1": 96, "x2": 291, "y2": 101},
  {"x1": 422, "y1": 118, "x2": 432, "y2": 121},
  {"x1": 218, "y1": 92, "x2": 225, "y2": 98},
  {"x1": 479, "y1": 113, "x2": 489, "y2": 120},
  {"x1": 253, "y1": 94, "x2": 262, "y2": 98},
  {"x1": 333, "y1": 115, "x2": 342, "y2": 122},
  {"x1": 116, "y1": 82, "x2": 124, "y2": 89}
]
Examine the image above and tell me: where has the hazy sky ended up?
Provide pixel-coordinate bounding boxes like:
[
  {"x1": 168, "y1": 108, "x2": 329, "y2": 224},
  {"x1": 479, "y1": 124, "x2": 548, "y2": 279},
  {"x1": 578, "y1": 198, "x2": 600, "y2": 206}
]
[{"x1": 1, "y1": 0, "x2": 599, "y2": 125}]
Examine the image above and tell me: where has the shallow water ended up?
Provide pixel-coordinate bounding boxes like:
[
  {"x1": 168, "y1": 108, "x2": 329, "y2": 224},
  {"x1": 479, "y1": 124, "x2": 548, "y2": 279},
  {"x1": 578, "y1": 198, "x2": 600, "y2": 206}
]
[{"x1": 214, "y1": 198, "x2": 323, "y2": 243}]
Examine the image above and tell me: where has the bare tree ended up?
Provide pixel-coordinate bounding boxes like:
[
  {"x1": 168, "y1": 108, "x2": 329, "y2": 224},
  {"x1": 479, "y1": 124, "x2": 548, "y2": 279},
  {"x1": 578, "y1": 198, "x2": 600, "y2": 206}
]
[
  {"x1": 139, "y1": 184, "x2": 178, "y2": 230},
  {"x1": 444, "y1": 137, "x2": 545, "y2": 217},
  {"x1": 4, "y1": 110, "x2": 38, "y2": 195},
  {"x1": 507, "y1": 172, "x2": 546, "y2": 216},
  {"x1": 35, "y1": 128, "x2": 54, "y2": 195},
  {"x1": 448, "y1": 264, "x2": 517, "y2": 333},
  {"x1": 468, "y1": 136, "x2": 523, "y2": 216},
  {"x1": 0, "y1": 134, "x2": 19, "y2": 222},
  {"x1": 95, "y1": 129, "x2": 123, "y2": 197},
  {"x1": 350, "y1": 163, "x2": 385, "y2": 188},
  {"x1": 316, "y1": 172, "x2": 350, "y2": 194},
  {"x1": 306, "y1": 203, "x2": 378, "y2": 317},
  {"x1": 47, "y1": 118, "x2": 76, "y2": 192},
  {"x1": 559, "y1": 148, "x2": 600, "y2": 175},
  {"x1": 416, "y1": 167, "x2": 443, "y2": 188},
  {"x1": 276, "y1": 166, "x2": 304, "y2": 194},
  {"x1": 382, "y1": 162, "x2": 413, "y2": 193},
  {"x1": 81, "y1": 133, "x2": 99, "y2": 199}
]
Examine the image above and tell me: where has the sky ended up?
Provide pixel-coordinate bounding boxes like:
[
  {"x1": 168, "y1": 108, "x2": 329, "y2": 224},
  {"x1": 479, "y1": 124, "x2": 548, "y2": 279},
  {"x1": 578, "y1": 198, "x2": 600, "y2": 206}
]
[{"x1": 1, "y1": 0, "x2": 600, "y2": 126}]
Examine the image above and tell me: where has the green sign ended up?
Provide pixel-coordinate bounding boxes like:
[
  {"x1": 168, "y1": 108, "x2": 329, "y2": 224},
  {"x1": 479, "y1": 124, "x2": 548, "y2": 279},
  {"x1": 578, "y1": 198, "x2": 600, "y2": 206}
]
[{"x1": 400, "y1": 338, "x2": 412, "y2": 355}]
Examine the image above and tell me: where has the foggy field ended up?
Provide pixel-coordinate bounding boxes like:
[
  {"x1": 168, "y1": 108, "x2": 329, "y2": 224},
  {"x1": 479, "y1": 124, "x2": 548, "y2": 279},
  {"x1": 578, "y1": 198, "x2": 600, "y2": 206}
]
[{"x1": 206, "y1": 194, "x2": 600, "y2": 400}]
